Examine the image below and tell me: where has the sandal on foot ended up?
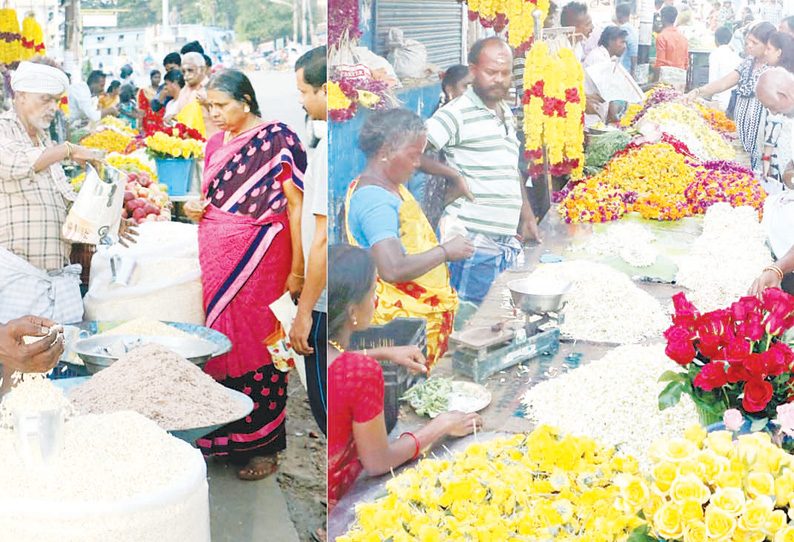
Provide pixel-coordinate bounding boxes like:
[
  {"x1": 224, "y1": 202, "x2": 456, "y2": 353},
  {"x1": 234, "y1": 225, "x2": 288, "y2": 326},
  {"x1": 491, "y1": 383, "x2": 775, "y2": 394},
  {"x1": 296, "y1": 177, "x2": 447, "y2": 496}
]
[{"x1": 236, "y1": 455, "x2": 278, "y2": 481}]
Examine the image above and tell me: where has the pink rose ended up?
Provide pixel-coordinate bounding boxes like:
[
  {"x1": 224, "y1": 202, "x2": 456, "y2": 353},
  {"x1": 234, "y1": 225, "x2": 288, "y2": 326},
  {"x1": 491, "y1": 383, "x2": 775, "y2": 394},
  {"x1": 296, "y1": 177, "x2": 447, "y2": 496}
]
[
  {"x1": 776, "y1": 404, "x2": 794, "y2": 438},
  {"x1": 723, "y1": 408, "x2": 743, "y2": 431}
]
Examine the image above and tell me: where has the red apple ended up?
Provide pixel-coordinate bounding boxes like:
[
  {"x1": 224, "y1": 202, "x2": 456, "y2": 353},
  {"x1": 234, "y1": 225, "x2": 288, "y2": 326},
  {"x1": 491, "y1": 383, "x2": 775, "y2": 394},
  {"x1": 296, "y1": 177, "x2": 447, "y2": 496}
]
[
  {"x1": 132, "y1": 208, "x2": 146, "y2": 221},
  {"x1": 124, "y1": 190, "x2": 135, "y2": 202}
]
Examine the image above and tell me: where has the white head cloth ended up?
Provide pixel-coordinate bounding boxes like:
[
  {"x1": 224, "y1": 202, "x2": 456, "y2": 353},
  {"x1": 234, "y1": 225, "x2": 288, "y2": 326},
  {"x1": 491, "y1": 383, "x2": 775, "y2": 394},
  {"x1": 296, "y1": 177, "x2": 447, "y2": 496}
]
[{"x1": 11, "y1": 61, "x2": 69, "y2": 95}]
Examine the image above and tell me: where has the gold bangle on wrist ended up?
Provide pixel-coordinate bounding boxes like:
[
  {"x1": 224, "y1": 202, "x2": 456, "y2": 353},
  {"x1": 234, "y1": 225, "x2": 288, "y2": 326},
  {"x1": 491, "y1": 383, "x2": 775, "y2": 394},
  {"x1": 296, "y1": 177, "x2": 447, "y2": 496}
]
[
  {"x1": 764, "y1": 265, "x2": 785, "y2": 281},
  {"x1": 290, "y1": 272, "x2": 304, "y2": 279},
  {"x1": 64, "y1": 141, "x2": 73, "y2": 160}
]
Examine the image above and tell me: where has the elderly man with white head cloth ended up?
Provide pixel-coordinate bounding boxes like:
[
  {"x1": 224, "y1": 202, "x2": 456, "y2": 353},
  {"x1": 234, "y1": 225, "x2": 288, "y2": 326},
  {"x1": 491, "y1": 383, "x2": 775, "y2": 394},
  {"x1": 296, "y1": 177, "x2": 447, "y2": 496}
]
[
  {"x1": 0, "y1": 59, "x2": 132, "y2": 329},
  {"x1": 164, "y1": 51, "x2": 218, "y2": 137}
]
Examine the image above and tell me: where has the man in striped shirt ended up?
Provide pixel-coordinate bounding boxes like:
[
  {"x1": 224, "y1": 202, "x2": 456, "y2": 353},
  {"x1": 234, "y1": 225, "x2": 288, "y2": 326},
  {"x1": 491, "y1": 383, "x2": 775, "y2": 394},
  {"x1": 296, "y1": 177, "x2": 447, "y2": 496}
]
[{"x1": 422, "y1": 37, "x2": 541, "y2": 305}]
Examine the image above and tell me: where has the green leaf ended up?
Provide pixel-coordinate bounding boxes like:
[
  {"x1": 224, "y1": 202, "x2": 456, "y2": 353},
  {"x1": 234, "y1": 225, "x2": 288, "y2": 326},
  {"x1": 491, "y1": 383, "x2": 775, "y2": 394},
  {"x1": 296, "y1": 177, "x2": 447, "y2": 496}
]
[
  {"x1": 628, "y1": 524, "x2": 655, "y2": 542},
  {"x1": 750, "y1": 417, "x2": 769, "y2": 432},
  {"x1": 658, "y1": 370, "x2": 684, "y2": 383},
  {"x1": 659, "y1": 381, "x2": 685, "y2": 411}
]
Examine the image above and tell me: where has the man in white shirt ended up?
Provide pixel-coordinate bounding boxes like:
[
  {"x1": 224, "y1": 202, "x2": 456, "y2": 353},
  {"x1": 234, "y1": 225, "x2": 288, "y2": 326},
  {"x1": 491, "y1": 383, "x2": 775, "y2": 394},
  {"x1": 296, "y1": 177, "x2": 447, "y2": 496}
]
[
  {"x1": 67, "y1": 70, "x2": 117, "y2": 127},
  {"x1": 709, "y1": 26, "x2": 742, "y2": 110},
  {"x1": 583, "y1": 26, "x2": 628, "y2": 126},
  {"x1": 291, "y1": 46, "x2": 328, "y2": 437}
]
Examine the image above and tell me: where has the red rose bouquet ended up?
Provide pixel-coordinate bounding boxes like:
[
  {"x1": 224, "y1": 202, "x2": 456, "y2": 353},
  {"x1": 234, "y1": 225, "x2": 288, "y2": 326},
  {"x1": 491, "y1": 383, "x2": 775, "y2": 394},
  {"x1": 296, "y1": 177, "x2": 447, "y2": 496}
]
[{"x1": 659, "y1": 289, "x2": 794, "y2": 425}]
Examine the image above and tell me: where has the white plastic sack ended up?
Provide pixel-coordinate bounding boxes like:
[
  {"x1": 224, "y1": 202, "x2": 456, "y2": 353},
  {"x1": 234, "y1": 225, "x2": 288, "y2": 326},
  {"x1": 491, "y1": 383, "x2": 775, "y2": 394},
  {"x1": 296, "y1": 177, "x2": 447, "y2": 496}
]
[
  {"x1": 388, "y1": 28, "x2": 427, "y2": 79},
  {"x1": 62, "y1": 164, "x2": 125, "y2": 245},
  {"x1": 763, "y1": 190, "x2": 794, "y2": 259},
  {"x1": 585, "y1": 60, "x2": 645, "y2": 103},
  {"x1": 85, "y1": 222, "x2": 205, "y2": 324},
  {"x1": 658, "y1": 66, "x2": 687, "y2": 91}
]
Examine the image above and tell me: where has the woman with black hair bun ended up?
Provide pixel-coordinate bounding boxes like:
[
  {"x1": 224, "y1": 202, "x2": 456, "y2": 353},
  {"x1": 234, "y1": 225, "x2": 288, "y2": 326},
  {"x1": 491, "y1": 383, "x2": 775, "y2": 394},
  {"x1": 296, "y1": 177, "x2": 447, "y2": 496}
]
[{"x1": 327, "y1": 244, "x2": 482, "y2": 510}]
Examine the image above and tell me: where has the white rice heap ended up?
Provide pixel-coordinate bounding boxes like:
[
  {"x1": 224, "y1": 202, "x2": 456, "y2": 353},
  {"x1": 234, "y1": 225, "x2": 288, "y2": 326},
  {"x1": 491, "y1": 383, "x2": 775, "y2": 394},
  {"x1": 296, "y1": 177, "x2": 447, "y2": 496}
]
[
  {"x1": 521, "y1": 344, "x2": 698, "y2": 470},
  {"x1": 0, "y1": 374, "x2": 72, "y2": 428},
  {"x1": 0, "y1": 411, "x2": 210, "y2": 541},
  {"x1": 675, "y1": 203, "x2": 772, "y2": 312},
  {"x1": 525, "y1": 260, "x2": 669, "y2": 343},
  {"x1": 573, "y1": 221, "x2": 659, "y2": 268}
]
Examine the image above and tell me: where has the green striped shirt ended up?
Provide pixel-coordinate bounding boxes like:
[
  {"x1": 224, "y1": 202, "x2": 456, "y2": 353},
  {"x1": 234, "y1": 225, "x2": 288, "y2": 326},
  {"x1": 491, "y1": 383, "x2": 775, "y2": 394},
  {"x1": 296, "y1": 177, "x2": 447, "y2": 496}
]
[{"x1": 426, "y1": 87, "x2": 523, "y2": 237}]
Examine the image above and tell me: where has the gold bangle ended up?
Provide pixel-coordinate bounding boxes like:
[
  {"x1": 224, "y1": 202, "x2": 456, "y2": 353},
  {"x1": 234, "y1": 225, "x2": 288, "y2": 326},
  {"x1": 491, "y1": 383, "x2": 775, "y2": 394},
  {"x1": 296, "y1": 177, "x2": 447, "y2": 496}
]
[
  {"x1": 362, "y1": 348, "x2": 368, "y2": 357},
  {"x1": 764, "y1": 265, "x2": 785, "y2": 281},
  {"x1": 290, "y1": 272, "x2": 305, "y2": 279},
  {"x1": 64, "y1": 141, "x2": 73, "y2": 160}
]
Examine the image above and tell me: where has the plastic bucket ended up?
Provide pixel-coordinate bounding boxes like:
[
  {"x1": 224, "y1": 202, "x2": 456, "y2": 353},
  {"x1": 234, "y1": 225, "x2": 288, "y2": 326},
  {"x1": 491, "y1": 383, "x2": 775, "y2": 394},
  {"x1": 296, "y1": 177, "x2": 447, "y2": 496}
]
[{"x1": 155, "y1": 158, "x2": 194, "y2": 197}]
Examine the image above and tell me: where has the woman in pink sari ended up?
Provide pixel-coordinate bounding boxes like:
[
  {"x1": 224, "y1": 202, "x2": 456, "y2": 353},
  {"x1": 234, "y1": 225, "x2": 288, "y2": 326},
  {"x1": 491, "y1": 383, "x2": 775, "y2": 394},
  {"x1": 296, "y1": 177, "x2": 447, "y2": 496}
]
[{"x1": 185, "y1": 70, "x2": 307, "y2": 480}]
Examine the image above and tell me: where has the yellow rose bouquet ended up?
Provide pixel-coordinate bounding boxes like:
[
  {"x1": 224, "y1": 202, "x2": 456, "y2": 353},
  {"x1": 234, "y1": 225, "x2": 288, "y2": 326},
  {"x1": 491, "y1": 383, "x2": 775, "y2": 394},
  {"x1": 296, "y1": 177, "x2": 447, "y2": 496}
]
[
  {"x1": 145, "y1": 131, "x2": 204, "y2": 160},
  {"x1": 626, "y1": 428, "x2": 794, "y2": 542}
]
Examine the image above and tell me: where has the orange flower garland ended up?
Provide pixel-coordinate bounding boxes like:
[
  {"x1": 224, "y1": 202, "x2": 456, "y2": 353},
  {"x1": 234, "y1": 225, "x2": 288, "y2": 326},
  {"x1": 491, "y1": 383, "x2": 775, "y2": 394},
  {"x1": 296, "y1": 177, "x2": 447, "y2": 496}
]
[
  {"x1": 20, "y1": 15, "x2": 44, "y2": 60},
  {"x1": 523, "y1": 42, "x2": 585, "y2": 178}
]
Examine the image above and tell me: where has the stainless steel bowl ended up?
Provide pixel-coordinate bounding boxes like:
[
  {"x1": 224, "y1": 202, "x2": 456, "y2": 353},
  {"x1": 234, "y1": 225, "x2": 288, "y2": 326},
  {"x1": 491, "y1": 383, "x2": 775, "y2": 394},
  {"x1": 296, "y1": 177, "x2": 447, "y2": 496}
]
[
  {"x1": 169, "y1": 387, "x2": 254, "y2": 443},
  {"x1": 508, "y1": 277, "x2": 571, "y2": 313},
  {"x1": 72, "y1": 335, "x2": 219, "y2": 375}
]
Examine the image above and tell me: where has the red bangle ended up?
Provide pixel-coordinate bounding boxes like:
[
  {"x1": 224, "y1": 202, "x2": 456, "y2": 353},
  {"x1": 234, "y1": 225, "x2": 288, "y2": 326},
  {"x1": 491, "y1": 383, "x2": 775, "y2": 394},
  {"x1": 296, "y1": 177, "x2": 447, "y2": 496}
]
[
  {"x1": 400, "y1": 432, "x2": 421, "y2": 460},
  {"x1": 762, "y1": 155, "x2": 771, "y2": 161}
]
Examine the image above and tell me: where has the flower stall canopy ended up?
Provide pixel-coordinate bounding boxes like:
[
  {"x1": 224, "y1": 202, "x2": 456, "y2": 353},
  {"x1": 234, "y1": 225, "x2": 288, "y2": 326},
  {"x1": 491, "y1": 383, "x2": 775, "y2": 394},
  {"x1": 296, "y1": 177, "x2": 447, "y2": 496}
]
[{"x1": 373, "y1": 0, "x2": 465, "y2": 69}]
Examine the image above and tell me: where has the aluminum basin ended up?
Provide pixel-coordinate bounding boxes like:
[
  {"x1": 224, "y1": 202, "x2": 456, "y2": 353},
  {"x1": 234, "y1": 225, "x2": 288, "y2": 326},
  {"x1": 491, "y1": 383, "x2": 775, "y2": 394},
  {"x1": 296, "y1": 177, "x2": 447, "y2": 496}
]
[{"x1": 508, "y1": 277, "x2": 571, "y2": 314}]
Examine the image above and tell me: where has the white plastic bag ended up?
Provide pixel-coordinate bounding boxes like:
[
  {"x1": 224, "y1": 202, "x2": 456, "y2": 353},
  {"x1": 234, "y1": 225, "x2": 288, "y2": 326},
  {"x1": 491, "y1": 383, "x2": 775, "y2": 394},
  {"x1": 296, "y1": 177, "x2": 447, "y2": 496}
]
[
  {"x1": 62, "y1": 164, "x2": 125, "y2": 245},
  {"x1": 658, "y1": 66, "x2": 687, "y2": 91},
  {"x1": 388, "y1": 28, "x2": 427, "y2": 79}
]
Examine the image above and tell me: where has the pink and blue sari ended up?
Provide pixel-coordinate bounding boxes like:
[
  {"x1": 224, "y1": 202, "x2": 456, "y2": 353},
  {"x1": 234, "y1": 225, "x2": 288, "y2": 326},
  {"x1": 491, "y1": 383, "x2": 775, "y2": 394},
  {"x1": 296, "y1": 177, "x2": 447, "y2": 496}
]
[{"x1": 196, "y1": 121, "x2": 306, "y2": 461}]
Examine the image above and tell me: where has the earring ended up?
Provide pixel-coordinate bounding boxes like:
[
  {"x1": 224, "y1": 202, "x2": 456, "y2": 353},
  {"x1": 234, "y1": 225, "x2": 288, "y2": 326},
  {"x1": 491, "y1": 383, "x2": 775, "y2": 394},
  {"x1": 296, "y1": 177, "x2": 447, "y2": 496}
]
[
  {"x1": 244, "y1": 105, "x2": 251, "y2": 113},
  {"x1": 352, "y1": 316, "x2": 358, "y2": 326}
]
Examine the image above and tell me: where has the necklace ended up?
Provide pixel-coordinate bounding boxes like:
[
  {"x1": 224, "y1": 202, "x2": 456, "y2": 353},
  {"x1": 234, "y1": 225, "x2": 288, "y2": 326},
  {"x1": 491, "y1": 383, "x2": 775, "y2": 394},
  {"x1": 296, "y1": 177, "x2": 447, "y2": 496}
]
[{"x1": 328, "y1": 340, "x2": 346, "y2": 353}]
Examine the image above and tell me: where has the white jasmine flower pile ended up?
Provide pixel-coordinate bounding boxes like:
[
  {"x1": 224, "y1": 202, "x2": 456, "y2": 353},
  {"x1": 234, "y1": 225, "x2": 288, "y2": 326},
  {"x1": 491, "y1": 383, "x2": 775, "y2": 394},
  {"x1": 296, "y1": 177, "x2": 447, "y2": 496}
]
[
  {"x1": 675, "y1": 203, "x2": 771, "y2": 312},
  {"x1": 573, "y1": 221, "x2": 660, "y2": 268},
  {"x1": 525, "y1": 260, "x2": 669, "y2": 343},
  {"x1": 521, "y1": 344, "x2": 698, "y2": 470}
]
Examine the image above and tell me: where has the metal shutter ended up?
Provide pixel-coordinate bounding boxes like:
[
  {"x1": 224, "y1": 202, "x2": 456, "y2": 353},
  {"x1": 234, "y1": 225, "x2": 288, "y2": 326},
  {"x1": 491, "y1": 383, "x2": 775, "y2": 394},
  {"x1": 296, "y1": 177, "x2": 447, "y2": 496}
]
[{"x1": 374, "y1": 0, "x2": 464, "y2": 68}]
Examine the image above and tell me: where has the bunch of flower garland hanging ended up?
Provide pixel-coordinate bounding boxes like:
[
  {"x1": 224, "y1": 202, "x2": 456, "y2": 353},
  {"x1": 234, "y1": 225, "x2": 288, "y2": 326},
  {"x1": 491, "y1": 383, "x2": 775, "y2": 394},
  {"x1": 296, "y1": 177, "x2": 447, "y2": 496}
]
[
  {"x1": 467, "y1": 0, "x2": 551, "y2": 54},
  {"x1": 0, "y1": 8, "x2": 20, "y2": 67},
  {"x1": 523, "y1": 40, "x2": 585, "y2": 179},
  {"x1": 20, "y1": 14, "x2": 44, "y2": 60}
]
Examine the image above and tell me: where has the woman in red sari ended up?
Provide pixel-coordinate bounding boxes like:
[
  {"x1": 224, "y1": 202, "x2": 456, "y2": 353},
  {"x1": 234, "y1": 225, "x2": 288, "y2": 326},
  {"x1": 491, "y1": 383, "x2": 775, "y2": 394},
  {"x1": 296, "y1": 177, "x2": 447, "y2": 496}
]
[
  {"x1": 185, "y1": 70, "x2": 307, "y2": 480},
  {"x1": 137, "y1": 69, "x2": 163, "y2": 133}
]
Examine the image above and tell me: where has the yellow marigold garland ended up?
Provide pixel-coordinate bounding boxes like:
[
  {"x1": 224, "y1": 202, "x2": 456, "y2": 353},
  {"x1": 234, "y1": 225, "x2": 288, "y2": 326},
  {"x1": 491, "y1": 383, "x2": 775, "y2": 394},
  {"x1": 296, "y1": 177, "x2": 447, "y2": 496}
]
[
  {"x1": 0, "y1": 9, "x2": 20, "y2": 67},
  {"x1": 523, "y1": 42, "x2": 585, "y2": 178},
  {"x1": 469, "y1": 0, "x2": 549, "y2": 50},
  {"x1": 20, "y1": 14, "x2": 44, "y2": 60}
]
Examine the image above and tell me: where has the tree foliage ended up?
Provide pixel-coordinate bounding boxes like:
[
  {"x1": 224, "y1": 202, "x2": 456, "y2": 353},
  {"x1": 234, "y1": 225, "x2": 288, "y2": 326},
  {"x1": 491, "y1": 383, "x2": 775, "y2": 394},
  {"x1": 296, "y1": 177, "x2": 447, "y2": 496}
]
[{"x1": 234, "y1": 2, "x2": 292, "y2": 45}]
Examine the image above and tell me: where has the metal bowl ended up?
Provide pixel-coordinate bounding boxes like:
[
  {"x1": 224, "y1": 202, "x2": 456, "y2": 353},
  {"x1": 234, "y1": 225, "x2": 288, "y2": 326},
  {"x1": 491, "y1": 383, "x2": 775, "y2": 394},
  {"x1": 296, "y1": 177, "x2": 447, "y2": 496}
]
[
  {"x1": 72, "y1": 335, "x2": 219, "y2": 375},
  {"x1": 169, "y1": 387, "x2": 254, "y2": 444},
  {"x1": 508, "y1": 277, "x2": 571, "y2": 313}
]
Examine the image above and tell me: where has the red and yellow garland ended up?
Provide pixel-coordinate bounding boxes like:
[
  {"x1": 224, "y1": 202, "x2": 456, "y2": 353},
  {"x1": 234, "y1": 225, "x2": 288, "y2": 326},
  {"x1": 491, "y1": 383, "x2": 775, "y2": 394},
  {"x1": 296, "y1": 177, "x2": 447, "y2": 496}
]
[
  {"x1": 468, "y1": 0, "x2": 551, "y2": 54},
  {"x1": 21, "y1": 15, "x2": 44, "y2": 60},
  {"x1": 0, "y1": 9, "x2": 21, "y2": 67},
  {"x1": 523, "y1": 41, "x2": 585, "y2": 178}
]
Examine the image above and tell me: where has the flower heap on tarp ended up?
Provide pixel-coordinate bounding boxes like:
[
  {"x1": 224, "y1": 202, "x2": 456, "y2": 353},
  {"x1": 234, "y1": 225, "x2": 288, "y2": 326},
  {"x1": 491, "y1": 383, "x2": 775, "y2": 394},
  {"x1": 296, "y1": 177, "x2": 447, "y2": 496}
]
[
  {"x1": 80, "y1": 129, "x2": 134, "y2": 155},
  {"x1": 696, "y1": 104, "x2": 736, "y2": 136},
  {"x1": 623, "y1": 429, "x2": 794, "y2": 542},
  {"x1": 467, "y1": 0, "x2": 551, "y2": 54},
  {"x1": 523, "y1": 40, "x2": 585, "y2": 178},
  {"x1": 328, "y1": 69, "x2": 391, "y2": 123},
  {"x1": 0, "y1": 8, "x2": 20, "y2": 67},
  {"x1": 20, "y1": 14, "x2": 44, "y2": 60},
  {"x1": 658, "y1": 290, "x2": 794, "y2": 425},
  {"x1": 338, "y1": 426, "x2": 644, "y2": 542},
  {"x1": 687, "y1": 160, "x2": 766, "y2": 218},
  {"x1": 639, "y1": 102, "x2": 735, "y2": 161}
]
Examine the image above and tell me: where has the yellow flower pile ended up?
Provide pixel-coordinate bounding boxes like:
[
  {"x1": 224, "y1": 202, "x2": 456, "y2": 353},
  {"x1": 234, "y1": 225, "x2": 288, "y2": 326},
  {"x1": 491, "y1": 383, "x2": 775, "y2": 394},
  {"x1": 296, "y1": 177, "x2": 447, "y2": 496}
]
[
  {"x1": 623, "y1": 427, "x2": 794, "y2": 542},
  {"x1": 100, "y1": 116, "x2": 137, "y2": 137},
  {"x1": 0, "y1": 9, "x2": 20, "y2": 66},
  {"x1": 338, "y1": 426, "x2": 643, "y2": 542},
  {"x1": 620, "y1": 104, "x2": 643, "y2": 127},
  {"x1": 20, "y1": 15, "x2": 44, "y2": 60},
  {"x1": 640, "y1": 103, "x2": 735, "y2": 160},
  {"x1": 328, "y1": 81, "x2": 352, "y2": 110},
  {"x1": 593, "y1": 142, "x2": 696, "y2": 196},
  {"x1": 106, "y1": 154, "x2": 157, "y2": 181},
  {"x1": 557, "y1": 176, "x2": 628, "y2": 223},
  {"x1": 80, "y1": 128, "x2": 133, "y2": 154},
  {"x1": 145, "y1": 131, "x2": 204, "y2": 159},
  {"x1": 524, "y1": 42, "x2": 585, "y2": 178}
]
